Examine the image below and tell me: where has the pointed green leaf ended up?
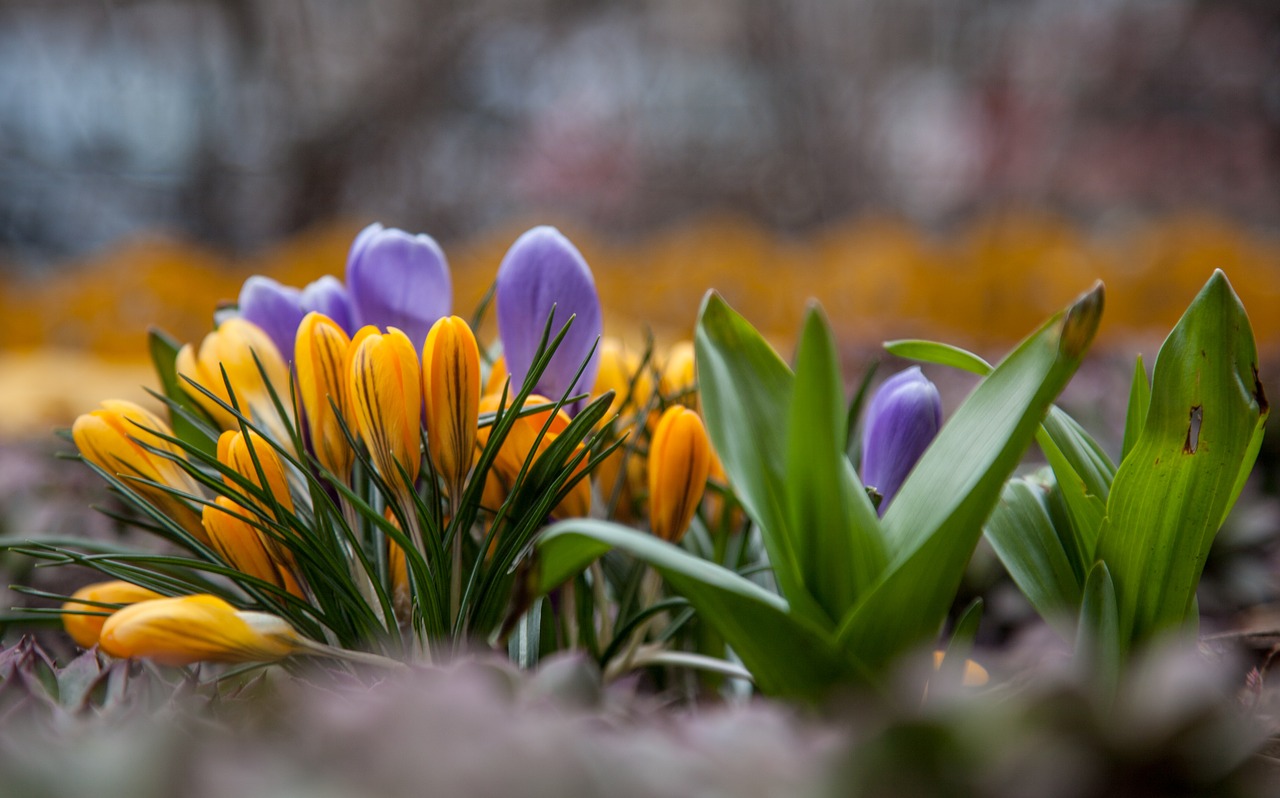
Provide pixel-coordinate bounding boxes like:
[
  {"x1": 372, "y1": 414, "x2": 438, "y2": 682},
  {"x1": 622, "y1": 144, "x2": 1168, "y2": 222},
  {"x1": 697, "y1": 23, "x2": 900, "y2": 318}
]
[
  {"x1": 535, "y1": 520, "x2": 857, "y2": 699},
  {"x1": 1096, "y1": 271, "x2": 1268, "y2": 643},
  {"x1": 883, "y1": 340, "x2": 993, "y2": 375},
  {"x1": 837, "y1": 284, "x2": 1103, "y2": 669},
  {"x1": 787, "y1": 306, "x2": 885, "y2": 618},
  {"x1": 694, "y1": 292, "x2": 830, "y2": 628},
  {"x1": 983, "y1": 476, "x2": 1082, "y2": 636},
  {"x1": 1076, "y1": 561, "x2": 1120, "y2": 697},
  {"x1": 1036, "y1": 408, "x2": 1114, "y2": 566},
  {"x1": 1121, "y1": 355, "x2": 1150, "y2": 461}
]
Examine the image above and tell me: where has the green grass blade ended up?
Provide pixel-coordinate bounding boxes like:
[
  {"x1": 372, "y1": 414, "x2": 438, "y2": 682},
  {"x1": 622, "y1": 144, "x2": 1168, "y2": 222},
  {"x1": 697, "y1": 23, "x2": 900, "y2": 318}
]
[
  {"x1": 1095, "y1": 270, "x2": 1268, "y2": 643},
  {"x1": 836, "y1": 283, "x2": 1103, "y2": 670},
  {"x1": 786, "y1": 305, "x2": 885, "y2": 619},
  {"x1": 535, "y1": 519, "x2": 859, "y2": 700}
]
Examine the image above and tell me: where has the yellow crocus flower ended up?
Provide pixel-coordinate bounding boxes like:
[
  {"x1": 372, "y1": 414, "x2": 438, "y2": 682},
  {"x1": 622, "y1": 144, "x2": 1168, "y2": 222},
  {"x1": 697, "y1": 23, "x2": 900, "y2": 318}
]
[
  {"x1": 648, "y1": 406, "x2": 711, "y2": 544},
  {"x1": 72, "y1": 400, "x2": 207, "y2": 543},
  {"x1": 484, "y1": 354, "x2": 509, "y2": 397},
  {"x1": 422, "y1": 316, "x2": 480, "y2": 498},
  {"x1": 202, "y1": 496, "x2": 303, "y2": 598},
  {"x1": 217, "y1": 429, "x2": 294, "y2": 515},
  {"x1": 62, "y1": 580, "x2": 165, "y2": 649},
  {"x1": 348, "y1": 326, "x2": 422, "y2": 489},
  {"x1": 659, "y1": 340, "x2": 698, "y2": 410},
  {"x1": 476, "y1": 393, "x2": 590, "y2": 519},
  {"x1": 176, "y1": 318, "x2": 295, "y2": 444},
  {"x1": 98, "y1": 594, "x2": 304, "y2": 666},
  {"x1": 295, "y1": 312, "x2": 355, "y2": 480}
]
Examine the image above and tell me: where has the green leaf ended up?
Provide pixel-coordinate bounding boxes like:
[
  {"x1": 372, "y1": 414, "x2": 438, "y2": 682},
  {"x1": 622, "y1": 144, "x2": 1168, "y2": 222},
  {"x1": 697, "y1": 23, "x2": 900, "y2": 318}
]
[
  {"x1": 983, "y1": 476, "x2": 1082, "y2": 636},
  {"x1": 535, "y1": 520, "x2": 857, "y2": 700},
  {"x1": 1076, "y1": 561, "x2": 1120, "y2": 698},
  {"x1": 786, "y1": 305, "x2": 885, "y2": 618},
  {"x1": 1036, "y1": 407, "x2": 1114, "y2": 568},
  {"x1": 147, "y1": 327, "x2": 217, "y2": 456},
  {"x1": 844, "y1": 360, "x2": 879, "y2": 462},
  {"x1": 694, "y1": 292, "x2": 830, "y2": 628},
  {"x1": 1122, "y1": 355, "x2": 1150, "y2": 461},
  {"x1": 1095, "y1": 270, "x2": 1268, "y2": 643},
  {"x1": 884, "y1": 340, "x2": 993, "y2": 375},
  {"x1": 837, "y1": 284, "x2": 1103, "y2": 669}
]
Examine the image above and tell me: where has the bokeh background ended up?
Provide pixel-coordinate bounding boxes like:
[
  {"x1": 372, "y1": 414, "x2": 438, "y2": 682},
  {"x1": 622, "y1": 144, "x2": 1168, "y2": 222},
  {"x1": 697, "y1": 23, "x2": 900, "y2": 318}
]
[{"x1": 0, "y1": 1, "x2": 1278, "y2": 431}]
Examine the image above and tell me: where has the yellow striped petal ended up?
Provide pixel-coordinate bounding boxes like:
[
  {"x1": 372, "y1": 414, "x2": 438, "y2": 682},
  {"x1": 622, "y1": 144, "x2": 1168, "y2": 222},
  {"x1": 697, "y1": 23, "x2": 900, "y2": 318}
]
[
  {"x1": 99, "y1": 594, "x2": 303, "y2": 666},
  {"x1": 422, "y1": 316, "x2": 480, "y2": 496},
  {"x1": 295, "y1": 312, "x2": 355, "y2": 480},
  {"x1": 648, "y1": 406, "x2": 711, "y2": 544},
  {"x1": 348, "y1": 326, "x2": 422, "y2": 488},
  {"x1": 62, "y1": 580, "x2": 165, "y2": 649},
  {"x1": 176, "y1": 318, "x2": 295, "y2": 444},
  {"x1": 72, "y1": 400, "x2": 208, "y2": 543},
  {"x1": 202, "y1": 496, "x2": 302, "y2": 597},
  {"x1": 217, "y1": 429, "x2": 294, "y2": 515}
]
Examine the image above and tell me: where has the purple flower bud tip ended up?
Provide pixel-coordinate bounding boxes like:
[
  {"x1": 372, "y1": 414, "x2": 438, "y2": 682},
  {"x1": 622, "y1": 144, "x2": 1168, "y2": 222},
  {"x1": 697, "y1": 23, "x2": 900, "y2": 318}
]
[
  {"x1": 238, "y1": 276, "x2": 305, "y2": 362},
  {"x1": 346, "y1": 222, "x2": 452, "y2": 347},
  {"x1": 495, "y1": 226, "x2": 602, "y2": 411},
  {"x1": 300, "y1": 275, "x2": 357, "y2": 334},
  {"x1": 860, "y1": 366, "x2": 942, "y2": 515}
]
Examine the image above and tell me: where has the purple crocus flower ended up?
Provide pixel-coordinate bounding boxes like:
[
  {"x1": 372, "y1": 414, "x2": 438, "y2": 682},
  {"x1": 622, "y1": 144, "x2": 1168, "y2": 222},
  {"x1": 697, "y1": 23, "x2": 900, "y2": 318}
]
[
  {"x1": 495, "y1": 226, "x2": 602, "y2": 411},
  {"x1": 238, "y1": 276, "x2": 305, "y2": 361},
  {"x1": 300, "y1": 275, "x2": 357, "y2": 335},
  {"x1": 346, "y1": 222, "x2": 452, "y2": 347},
  {"x1": 860, "y1": 366, "x2": 942, "y2": 515}
]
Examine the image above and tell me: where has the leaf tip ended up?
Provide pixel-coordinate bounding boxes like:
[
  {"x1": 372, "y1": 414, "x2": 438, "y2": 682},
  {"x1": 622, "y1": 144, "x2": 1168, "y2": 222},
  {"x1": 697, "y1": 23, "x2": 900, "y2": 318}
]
[{"x1": 1059, "y1": 282, "x2": 1104, "y2": 361}]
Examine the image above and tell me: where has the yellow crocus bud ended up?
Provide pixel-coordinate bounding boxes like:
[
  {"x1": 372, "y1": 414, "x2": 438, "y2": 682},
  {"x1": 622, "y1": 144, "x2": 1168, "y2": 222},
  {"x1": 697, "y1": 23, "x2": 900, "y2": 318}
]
[
  {"x1": 648, "y1": 406, "x2": 711, "y2": 544},
  {"x1": 593, "y1": 338, "x2": 655, "y2": 423},
  {"x1": 98, "y1": 594, "x2": 304, "y2": 666},
  {"x1": 484, "y1": 354, "x2": 509, "y2": 397},
  {"x1": 176, "y1": 318, "x2": 295, "y2": 444},
  {"x1": 202, "y1": 497, "x2": 303, "y2": 597},
  {"x1": 295, "y1": 312, "x2": 355, "y2": 480},
  {"x1": 62, "y1": 580, "x2": 165, "y2": 649},
  {"x1": 660, "y1": 340, "x2": 698, "y2": 409},
  {"x1": 348, "y1": 326, "x2": 422, "y2": 488},
  {"x1": 476, "y1": 393, "x2": 591, "y2": 519},
  {"x1": 72, "y1": 400, "x2": 207, "y2": 543},
  {"x1": 384, "y1": 508, "x2": 413, "y2": 623},
  {"x1": 217, "y1": 429, "x2": 294, "y2": 515},
  {"x1": 422, "y1": 316, "x2": 480, "y2": 497}
]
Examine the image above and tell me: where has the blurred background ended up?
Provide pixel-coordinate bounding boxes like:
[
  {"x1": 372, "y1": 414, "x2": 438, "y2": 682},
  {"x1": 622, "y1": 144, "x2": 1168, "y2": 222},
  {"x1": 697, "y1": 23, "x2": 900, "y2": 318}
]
[{"x1": 0, "y1": 1, "x2": 1277, "y2": 432}]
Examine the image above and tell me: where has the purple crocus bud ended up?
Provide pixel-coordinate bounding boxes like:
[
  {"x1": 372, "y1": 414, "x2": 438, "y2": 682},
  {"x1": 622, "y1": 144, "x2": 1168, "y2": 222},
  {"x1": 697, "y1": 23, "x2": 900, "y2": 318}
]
[
  {"x1": 238, "y1": 276, "x2": 305, "y2": 362},
  {"x1": 495, "y1": 226, "x2": 602, "y2": 410},
  {"x1": 860, "y1": 366, "x2": 942, "y2": 515},
  {"x1": 345, "y1": 222, "x2": 452, "y2": 347},
  {"x1": 300, "y1": 275, "x2": 357, "y2": 334}
]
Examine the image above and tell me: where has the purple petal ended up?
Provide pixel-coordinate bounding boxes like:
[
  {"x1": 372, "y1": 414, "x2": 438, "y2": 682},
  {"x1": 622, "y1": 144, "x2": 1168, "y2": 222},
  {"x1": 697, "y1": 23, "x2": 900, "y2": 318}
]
[
  {"x1": 860, "y1": 366, "x2": 942, "y2": 515},
  {"x1": 301, "y1": 275, "x2": 357, "y2": 335},
  {"x1": 238, "y1": 275, "x2": 305, "y2": 362},
  {"x1": 346, "y1": 224, "x2": 452, "y2": 347},
  {"x1": 495, "y1": 226, "x2": 602, "y2": 409}
]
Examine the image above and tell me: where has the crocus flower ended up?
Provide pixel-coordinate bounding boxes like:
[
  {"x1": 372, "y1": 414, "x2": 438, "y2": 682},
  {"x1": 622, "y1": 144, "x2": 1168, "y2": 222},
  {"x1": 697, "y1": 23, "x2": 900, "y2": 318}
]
[
  {"x1": 72, "y1": 400, "x2": 207, "y2": 543},
  {"x1": 422, "y1": 315, "x2": 480, "y2": 498},
  {"x1": 476, "y1": 393, "x2": 590, "y2": 519},
  {"x1": 202, "y1": 497, "x2": 303, "y2": 597},
  {"x1": 176, "y1": 318, "x2": 295, "y2": 446},
  {"x1": 348, "y1": 326, "x2": 423, "y2": 489},
  {"x1": 495, "y1": 226, "x2": 602, "y2": 412},
  {"x1": 648, "y1": 406, "x2": 712, "y2": 544},
  {"x1": 346, "y1": 223, "x2": 452, "y2": 348},
  {"x1": 98, "y1": 594, "x2": 304, "y2": 666},
  {"x1": 860, "y1": 366, "x2": 942, "y2": 515},
  {"x1": 295, "y1": 312, "x2": 356, "y2": 480},
  {"x1": 217, "y1": 429, "x2": 294, "y2": 516},
  {"x1": 62, "y1": 580, "x2": 165, "y2": 649},
  {"x1": 299, "y1": 275, "x2": 357, "y2": 334},
  {"x1": 239, "y1": 275, "x2": 358, "y2": 360},
  {"x1": 660, "y1": 340, "x2": 698, "y2": 409}
]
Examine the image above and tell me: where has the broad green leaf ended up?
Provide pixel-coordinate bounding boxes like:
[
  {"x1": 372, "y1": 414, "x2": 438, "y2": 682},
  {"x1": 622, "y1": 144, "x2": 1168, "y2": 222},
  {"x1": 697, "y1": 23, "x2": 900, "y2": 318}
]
[
  {"x1": 534, "y1": 520, "x2": 857, "y2": 700},
  {"x1": 1121, "y1": 355, "x2": 1150, "y2": 461},
  {"x1": 1076, "y1": 561, "x2": 1120, "y2": 698},
  {"x1": 837, "y1": 284, "x2": 1103, "y2": 669},
  {"x1": 695, "y1": 292, "x2": 830, "y2": 628},
  {"x1": 1096, "y1": 271, "x2": 1268, "y2": 643},
  {"x1": 983, "y1": 476, "x2": 1082, "y2": 636},
  {"x1": 884, "y1": 340, "x2": 992, "y2": 375},
  {"x1": 787, "y1": 306, "x2": 885, "y2": 618},
  {"x1": 147, "y1": 327, "x2": 216, "y2": 455}
]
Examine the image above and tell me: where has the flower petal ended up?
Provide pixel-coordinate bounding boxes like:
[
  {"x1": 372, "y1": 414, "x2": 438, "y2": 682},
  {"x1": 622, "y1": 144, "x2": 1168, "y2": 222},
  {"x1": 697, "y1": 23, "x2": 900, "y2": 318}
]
[
  {"x1": 300, "y1": 275, "x2": 357, "y2": 335},
  {"x1": 238, "y1": 276, "x2": 305, "y2": 363},
  {"x1": 346, "y1": 224, "x2": 452, "y2": 347},
  {"x1": 860, "y1": 366, "x2": 942, "y2": 514}
]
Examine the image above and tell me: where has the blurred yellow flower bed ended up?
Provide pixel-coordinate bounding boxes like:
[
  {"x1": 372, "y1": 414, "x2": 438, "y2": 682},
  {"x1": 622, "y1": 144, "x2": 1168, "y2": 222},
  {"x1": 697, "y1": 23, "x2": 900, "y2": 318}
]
[{"x1": 0, "y1": 211, "x2": 1277, "y2": 436}]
